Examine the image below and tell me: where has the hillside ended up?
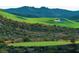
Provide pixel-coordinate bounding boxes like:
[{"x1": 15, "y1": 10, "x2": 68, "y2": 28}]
[
  {"x1": 5, "y1": 6, "x2": 79, "y2": 20},
  {"x1": 0, "y1": 9, "x2": 79, "y2": 53},
  {"x1": 1, "y1": 9, "x2": 79, "y2": 28},
  {"x1": 0, "y1": 9, "x2": 79, "y2": 42}
]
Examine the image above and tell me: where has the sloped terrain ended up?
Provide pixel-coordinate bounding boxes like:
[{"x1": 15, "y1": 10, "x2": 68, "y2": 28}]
[
  {"x1": 1, "y1": 9, "x2": 79, "y2": 28},
  {"x1": 0, "y1": 12, "x2": 79, "y2": 42},
  {"x1": 0, "y1": 9, "x2": 79, "y2": 42},
  {"x1": 0, "y1": 9, "x2": 79, "y2": 53}
]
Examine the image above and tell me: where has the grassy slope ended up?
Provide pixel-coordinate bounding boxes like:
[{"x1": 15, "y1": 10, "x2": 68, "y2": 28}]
[
  {"x1": 0, "y1": 10, "x2": 28, "y2": 22},
  {"x1": 25, "y1": 18, "x2": 79, "y2": 28},
  {"x1": 9, "y1": 41, "x2": 79, "y2": 47},
  {"x1": 1, "y1": 10, "x2": 79, "y2": 47},
  {"x1": 0, "y1": 10, "x2": 79, "y2": 28}
]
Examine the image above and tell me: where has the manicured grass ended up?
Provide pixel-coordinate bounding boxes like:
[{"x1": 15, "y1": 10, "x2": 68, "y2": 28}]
[
  {"x1": 9, "y1": 41, "x2": 79, "y2": 47},
  {"x1": 25, "y1": 18, "x2": 79, "y2": 28},
  {"x1": 1, "y1": 10, "x2": 79, "y2": 28},
  {"x1": 9, "y1": 41, "x2": 71, "y2": 47}
]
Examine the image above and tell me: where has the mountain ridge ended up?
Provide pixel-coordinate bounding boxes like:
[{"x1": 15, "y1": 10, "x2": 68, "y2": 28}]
[{"x1": 5, "y1": 6, "x2": 79, "y2": 20}]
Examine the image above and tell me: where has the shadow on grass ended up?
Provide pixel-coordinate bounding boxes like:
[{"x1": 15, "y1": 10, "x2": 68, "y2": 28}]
[{"x1": 7, "y1": 44, "x2": 79, "y2": 53}]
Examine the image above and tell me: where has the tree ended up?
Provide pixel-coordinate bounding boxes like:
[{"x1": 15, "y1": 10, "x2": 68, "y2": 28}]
[
  {"x1": 69, "y1": 33, "x2": 77, "y2": 53},
  {"x1": 23, "y1": 37, "x2": 31, "y2": 42}
]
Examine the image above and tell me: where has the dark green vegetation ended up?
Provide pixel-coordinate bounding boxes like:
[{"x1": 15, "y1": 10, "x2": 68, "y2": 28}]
[
  {"x1": 0, "y1": 44, "x2": 79, "y2": 53},
  {"x1": 0, "y1": 9, "x2": 79, "y2": 53},
  {"x1": 5, "y1": 6, "x2": 79, "y2": 20}
]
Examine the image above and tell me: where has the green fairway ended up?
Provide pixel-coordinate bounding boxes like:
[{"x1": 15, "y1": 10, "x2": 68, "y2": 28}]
[
  {"x1": 9, "y1": 41, "x2": 79, "y2": 47},
  {"x1": 25, "y1": 18, "x2": 79, "y2": 28},
  {"x1": 9, "y1": 41, "x2": 72, "y2": 47},
  {"x1": 1, "y1": 10, "x2": 79, "y2": 28}
]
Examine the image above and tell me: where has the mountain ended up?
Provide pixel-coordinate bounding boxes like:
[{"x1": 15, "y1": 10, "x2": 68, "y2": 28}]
[{"x1": 5, "y1": 6, "x2": 79, "y2": 20}]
